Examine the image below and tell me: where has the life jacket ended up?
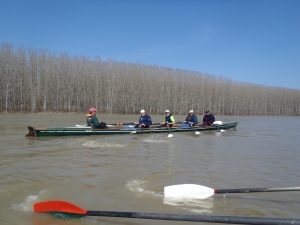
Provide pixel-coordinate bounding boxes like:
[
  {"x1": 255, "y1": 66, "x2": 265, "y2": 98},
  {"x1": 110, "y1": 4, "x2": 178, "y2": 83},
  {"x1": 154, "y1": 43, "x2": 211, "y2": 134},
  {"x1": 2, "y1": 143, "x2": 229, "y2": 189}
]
[
  {"x1": 87, "y1": 117, "x2": 92, "y2": 124},
  {"x1": 165, "y1": 114, "x2": 173, "y2": 123},
  {"x1": 86, "y1": 113, "x2": 95, "y2": 124},
  {"x1": 86, "y1": 112, "x2": 95, "y2": 117}
]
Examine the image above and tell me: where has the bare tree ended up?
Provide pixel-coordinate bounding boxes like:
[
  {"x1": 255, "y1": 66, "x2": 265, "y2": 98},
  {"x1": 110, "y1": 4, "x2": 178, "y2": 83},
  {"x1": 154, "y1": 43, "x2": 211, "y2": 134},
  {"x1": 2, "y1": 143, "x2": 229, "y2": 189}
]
[{"x1": 1, "y1": 42, "x2": 300, "y2": 116}]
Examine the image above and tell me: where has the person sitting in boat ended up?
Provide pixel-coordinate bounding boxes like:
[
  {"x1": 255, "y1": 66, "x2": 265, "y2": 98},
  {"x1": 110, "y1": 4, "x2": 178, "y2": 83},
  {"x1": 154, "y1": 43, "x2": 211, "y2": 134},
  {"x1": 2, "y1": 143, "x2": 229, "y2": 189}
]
[
  {"x1": 134, "y1": 109, "x2": 152, "y2": 128},
  {"x1": 161, "y1": 110, "x2": 175, "y2": 127},
  {"x1": 202, "y1": 110, "x2": 215, "y2": 126},
  {"x1": 184, "y1": 110, "x2": 198, "y2": 127},
  {"x1": 86, "y1": 108, "x2": 107, "y2": 129}
]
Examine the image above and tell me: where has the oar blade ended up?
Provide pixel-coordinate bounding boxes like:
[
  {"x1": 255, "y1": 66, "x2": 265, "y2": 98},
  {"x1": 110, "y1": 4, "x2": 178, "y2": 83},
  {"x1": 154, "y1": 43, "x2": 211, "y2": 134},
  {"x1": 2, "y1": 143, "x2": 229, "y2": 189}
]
[
  {"x1": 34, "y1": 200, "x2": 87, "y2": 215},
  {"x1": 34, "y1": 200, "x2": 300, "y2": 224},
  {"x1": 164, "y1": 184, "x2": 214, "y2": 199}
]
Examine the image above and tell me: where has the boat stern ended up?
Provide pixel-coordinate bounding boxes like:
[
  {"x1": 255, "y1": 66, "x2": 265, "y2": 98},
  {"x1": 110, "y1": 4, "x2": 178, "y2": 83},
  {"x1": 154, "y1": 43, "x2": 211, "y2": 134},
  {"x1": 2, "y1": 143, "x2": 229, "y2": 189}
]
[{"x1": 25, "y1": 126, "x2": 37, "y2": 137}]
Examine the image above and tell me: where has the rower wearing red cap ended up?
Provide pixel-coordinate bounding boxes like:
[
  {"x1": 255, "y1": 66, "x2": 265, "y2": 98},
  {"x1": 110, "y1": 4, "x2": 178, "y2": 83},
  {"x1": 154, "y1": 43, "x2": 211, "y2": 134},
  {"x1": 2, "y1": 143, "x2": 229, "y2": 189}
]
[{"x1": 86, "y1": 108, "x2": 107, "y2": 129}]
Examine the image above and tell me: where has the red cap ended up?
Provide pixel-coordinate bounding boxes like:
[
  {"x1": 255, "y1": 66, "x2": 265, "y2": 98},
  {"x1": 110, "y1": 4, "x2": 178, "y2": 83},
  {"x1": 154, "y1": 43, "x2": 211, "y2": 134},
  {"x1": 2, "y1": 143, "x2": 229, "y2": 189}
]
[{"x1": 89, "y1": 108, "x2": 97, "y2": 113}]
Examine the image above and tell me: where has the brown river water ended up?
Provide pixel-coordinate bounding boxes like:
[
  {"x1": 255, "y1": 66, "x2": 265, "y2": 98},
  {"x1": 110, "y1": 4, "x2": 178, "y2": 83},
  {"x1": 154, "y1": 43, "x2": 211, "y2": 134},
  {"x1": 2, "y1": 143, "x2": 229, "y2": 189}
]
[{"x1": 0, "y1": 113, "x2": 299, "y2": 225}]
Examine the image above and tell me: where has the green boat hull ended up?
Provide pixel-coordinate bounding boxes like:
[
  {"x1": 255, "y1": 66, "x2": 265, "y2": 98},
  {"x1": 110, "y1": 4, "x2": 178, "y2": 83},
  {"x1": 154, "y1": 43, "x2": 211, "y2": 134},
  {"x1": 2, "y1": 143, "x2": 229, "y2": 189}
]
[{"x1": 26, "y1": 122, "x2": 238, "y2": 137}]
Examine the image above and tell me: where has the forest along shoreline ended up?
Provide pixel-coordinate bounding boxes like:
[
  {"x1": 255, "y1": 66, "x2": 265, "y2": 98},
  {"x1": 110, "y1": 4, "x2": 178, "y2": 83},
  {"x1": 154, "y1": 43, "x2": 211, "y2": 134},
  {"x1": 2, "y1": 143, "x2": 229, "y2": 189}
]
[{"x1": 1, "y1": 43, "x2": 300, "y2": 116}]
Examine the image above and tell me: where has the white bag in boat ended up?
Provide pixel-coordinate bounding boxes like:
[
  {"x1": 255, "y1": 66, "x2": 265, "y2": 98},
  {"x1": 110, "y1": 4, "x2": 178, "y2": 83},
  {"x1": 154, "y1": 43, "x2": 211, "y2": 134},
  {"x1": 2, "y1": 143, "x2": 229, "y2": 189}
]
[{"x1": 213, "y1": 121, "x2": 223, "y2": 125}]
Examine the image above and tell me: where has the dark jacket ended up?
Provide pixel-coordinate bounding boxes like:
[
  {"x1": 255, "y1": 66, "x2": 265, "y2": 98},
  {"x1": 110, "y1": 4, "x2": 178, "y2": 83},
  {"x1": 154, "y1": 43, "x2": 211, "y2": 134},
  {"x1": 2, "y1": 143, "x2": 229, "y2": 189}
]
[
  {"x1": 202, "y1": 114, "x2": 215, "y2": 125},
  {"x1": 139, "y1": 114, "x2": 152, "y2": 127},
  {"x1": 87, "y1": 115, "x2": 100, "y2": 127},
  {"x1": 87, "y1": 115, "x2": 107, "y2": 128},
  {"x1": 185, "y1": 114, "x2": 198, "y2": 125}
]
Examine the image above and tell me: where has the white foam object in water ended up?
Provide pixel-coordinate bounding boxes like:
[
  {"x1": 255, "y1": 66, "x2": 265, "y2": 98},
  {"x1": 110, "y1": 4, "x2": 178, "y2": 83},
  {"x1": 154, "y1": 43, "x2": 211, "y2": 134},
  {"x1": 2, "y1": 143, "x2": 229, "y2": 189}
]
[
  {"x1": 12, "y1": 195, "x2": 38, "y2": 211},
  {"x1": 164, "y1": 184, "x2": 214, "y2": 199}
]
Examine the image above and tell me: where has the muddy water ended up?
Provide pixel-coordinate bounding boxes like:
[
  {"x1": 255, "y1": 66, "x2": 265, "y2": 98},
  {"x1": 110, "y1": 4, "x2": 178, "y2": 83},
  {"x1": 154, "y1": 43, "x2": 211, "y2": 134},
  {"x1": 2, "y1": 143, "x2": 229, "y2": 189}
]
[{"x1": 0, "y1": 114, "x2": 299, "y2": 225}]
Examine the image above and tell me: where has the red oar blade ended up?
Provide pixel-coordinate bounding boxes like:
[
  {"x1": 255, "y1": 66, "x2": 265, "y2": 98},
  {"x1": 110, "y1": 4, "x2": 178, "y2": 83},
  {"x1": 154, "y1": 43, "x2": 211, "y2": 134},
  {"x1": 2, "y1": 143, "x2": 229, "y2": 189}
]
[{"x1": 34, "y1": 200, "x2": 87, "y2": 215}]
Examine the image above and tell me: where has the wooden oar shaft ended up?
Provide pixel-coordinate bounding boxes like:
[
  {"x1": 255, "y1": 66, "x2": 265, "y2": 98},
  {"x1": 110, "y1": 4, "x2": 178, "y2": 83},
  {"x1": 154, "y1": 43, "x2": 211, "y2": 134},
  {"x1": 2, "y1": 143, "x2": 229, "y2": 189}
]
[
  {"x1": 215, "y1": 187, "x2": 300, "y2": 194},
  {"x1": 104, "y1": 122, "x2": 185, "y2": 127},
  {"x1": 108, "y1": 123, "x2": 161, "y2": 126},
  {"x1": 86, "y1": 211, "x2": 300, "y2": 225}
]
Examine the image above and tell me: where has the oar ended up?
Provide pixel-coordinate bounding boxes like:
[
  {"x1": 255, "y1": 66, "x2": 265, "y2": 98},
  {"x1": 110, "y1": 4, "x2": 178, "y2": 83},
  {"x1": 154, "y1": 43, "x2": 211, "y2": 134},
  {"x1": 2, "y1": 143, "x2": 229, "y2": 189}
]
[
  {"x1": 182, "y1": 122, "x2": 200, "y2": 135},
  {"x1": 191, "y1": 124, "x2": 200, "y2": 135},
  {"x1": 76, "y1": 124, "x2": 115, "y2": 127},
  {"x1": 164, "y1": 184, "x2": 300, "y2": 199},
  {"x1": 78, "y1": 123, "x2": 161, "y2": 126},
  {"x1": 112, "y1": 123, "x2": 161, "y2": 126},
  {"x1": 194, "y1": 128, "x2": 200, "y2": 135},
  {"x1": 167, "y1": 125, "x2": 173, "y2": 138},
  {"x1": 33, "y1": 200, "x2": 300, "y2": 225},
  {"x1": 113, "y1": 122, "x2": 183, "y2": 127}
]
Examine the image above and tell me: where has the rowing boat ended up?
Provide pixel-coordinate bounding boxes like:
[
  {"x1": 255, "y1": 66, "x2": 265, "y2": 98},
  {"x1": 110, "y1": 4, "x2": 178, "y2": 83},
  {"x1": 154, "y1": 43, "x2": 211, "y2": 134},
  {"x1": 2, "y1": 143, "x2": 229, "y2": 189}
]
[{"x1": 25, "y1": 122, "x2": 238, "y2": 137}]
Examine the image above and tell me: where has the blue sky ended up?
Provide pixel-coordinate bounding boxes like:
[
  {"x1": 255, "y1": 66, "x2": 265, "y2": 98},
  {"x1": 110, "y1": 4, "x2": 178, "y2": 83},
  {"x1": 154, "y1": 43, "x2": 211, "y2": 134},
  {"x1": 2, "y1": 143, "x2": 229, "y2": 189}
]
[{"x1": 1, "y1": 0, "x2": 299, "y2": 89}]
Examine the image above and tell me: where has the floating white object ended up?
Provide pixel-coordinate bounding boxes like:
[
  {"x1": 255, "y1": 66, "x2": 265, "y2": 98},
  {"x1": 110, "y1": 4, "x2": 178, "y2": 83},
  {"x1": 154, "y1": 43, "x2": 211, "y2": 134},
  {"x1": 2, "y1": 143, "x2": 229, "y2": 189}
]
[
  {"x1": 195, "y1": 131, "x2": 200, "y2": 135},
  {"x1": 131, "y1": 131, "x2": 136, "y2": 134},
  {"x1": 168, "y1": 134, "x2": 173, "y2": 138}
]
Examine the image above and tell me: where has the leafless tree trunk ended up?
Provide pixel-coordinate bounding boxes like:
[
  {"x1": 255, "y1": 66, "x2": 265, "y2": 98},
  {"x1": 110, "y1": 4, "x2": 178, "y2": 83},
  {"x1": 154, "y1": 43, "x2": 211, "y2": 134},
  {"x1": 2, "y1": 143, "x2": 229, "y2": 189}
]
[{"x1": 1, "y1": 42, "x2": 300, "y2": 116}]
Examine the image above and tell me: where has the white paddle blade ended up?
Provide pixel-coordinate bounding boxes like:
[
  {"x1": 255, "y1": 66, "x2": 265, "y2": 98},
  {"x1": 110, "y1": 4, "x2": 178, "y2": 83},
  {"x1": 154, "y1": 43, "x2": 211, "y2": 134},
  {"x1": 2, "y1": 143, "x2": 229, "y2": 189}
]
[
  {"x1": 164, "y1": 184, "x2": 214, "y2": 199},
  {"x1": 168, "y1": 134, "x2": 173, "y2": 138}
]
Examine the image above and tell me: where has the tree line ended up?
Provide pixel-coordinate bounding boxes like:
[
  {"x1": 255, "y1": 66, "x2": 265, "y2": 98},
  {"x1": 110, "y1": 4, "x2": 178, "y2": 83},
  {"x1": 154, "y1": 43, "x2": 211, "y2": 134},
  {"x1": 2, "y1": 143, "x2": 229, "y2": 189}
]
[{"x1": 1, "y1": 43, "x2": 299, "y2": 115}]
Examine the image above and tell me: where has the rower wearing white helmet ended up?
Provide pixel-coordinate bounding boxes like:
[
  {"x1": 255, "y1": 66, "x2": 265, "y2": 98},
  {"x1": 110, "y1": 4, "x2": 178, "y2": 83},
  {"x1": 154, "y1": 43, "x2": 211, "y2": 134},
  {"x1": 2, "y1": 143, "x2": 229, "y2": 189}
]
[
  {"x1": 134, "y1": 109, "x2": 152, "y2": 128},
  {"x1": 161, "y1": 110, "x2": 175, "y2": 127}
]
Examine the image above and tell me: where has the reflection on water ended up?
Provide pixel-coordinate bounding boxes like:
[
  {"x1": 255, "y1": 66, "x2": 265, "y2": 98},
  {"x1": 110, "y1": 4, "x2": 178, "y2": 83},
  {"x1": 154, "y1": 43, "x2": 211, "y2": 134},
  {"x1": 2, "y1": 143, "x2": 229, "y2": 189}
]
[
  {"x1": 0, "y1": 114, "x2": 300, "y2": 224},
  {"x1": 163, "y1": 197, "x2": 214, "y2": 214},
  {"x1": 81, "y1": 140, "x2": 127, "y2": 148}
]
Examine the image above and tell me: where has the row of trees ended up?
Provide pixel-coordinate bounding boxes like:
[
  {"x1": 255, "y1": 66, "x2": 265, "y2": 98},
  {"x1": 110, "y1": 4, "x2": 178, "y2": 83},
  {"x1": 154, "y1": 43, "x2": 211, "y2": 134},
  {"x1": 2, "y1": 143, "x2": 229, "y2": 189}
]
[{"x1": 1, "y1": 43, "x2": 300, "y2": 115}]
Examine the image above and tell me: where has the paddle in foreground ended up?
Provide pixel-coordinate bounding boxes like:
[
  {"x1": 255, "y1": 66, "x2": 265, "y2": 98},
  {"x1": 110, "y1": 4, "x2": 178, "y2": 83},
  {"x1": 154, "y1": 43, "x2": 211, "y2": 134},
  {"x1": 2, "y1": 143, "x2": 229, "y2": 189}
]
[{"x1": 33, "y1": 200, "x2": 300, "y2": 225}]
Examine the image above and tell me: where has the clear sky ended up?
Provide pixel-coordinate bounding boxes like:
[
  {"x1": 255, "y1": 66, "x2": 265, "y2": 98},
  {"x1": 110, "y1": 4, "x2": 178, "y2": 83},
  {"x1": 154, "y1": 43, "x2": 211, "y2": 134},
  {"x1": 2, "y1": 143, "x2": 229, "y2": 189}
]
[{"x1": 1, "y1": 0, "x2": 299, "y2": 89}]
